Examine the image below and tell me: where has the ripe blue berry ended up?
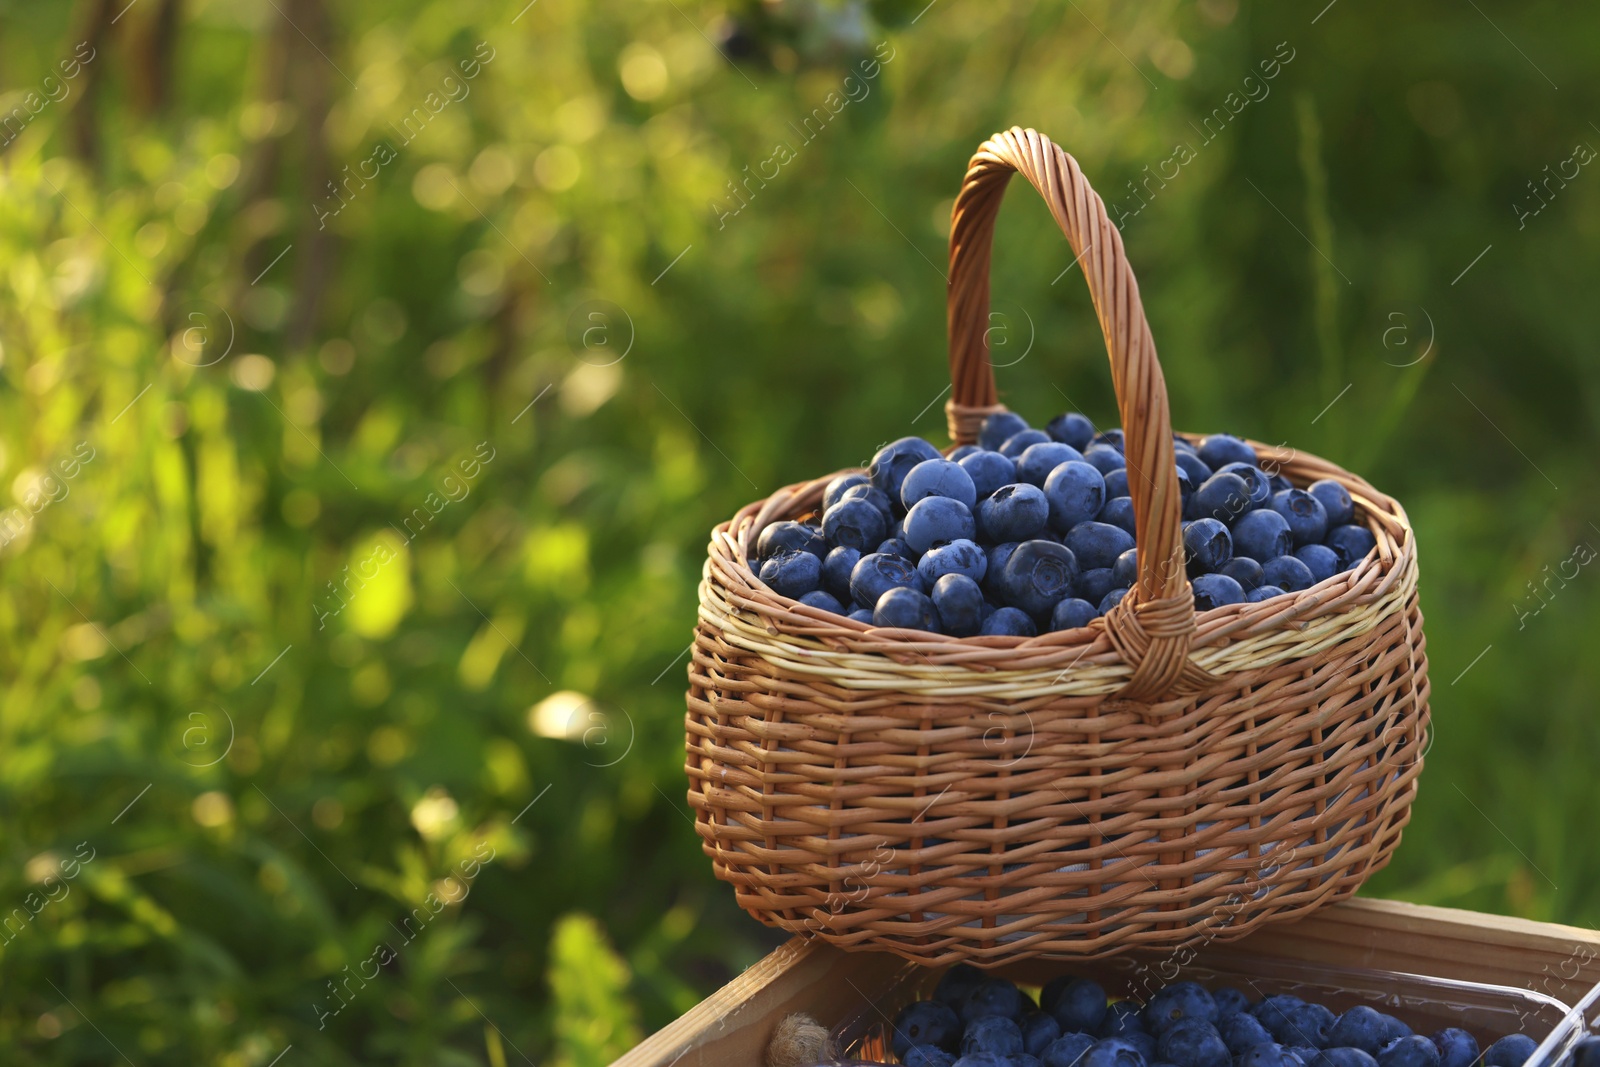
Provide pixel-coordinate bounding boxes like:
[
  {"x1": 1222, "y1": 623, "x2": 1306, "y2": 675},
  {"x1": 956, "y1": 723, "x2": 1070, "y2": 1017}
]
[
  {"x1": 1308, "y1": 478, "x2": 1355, "y2": 527},
  {"x1": 850, "y1": 552, "x2": 923, "y2": 608},
  {"x1": 902, "y1": 458, "x2": 978, "y2": 510},
  {"x1": 980, "y1": 411, "x2": 1031, "y2": 451},
  {"x1": 1324, "y1": 524, "x2": 1377, "y2": 569},
  {"x1": 1261, "y1": 555, "x2": 1315, "y2": 592},
  {"x1": 797, "y1": 590, "x2": 844, "y2": 614},
  {"x1": 869, "y1": 437, "x2": 943, "y2": 503},
  {"x1": 1044, "y1": 461, "x2": 1108, "y2": 532},
  {"x1": 1050, "y1": 597, "x2": 1099, "y2": 631},
  {"x1": 1430, "y1": 1030, "x2": 1478, "y2": 1067},
  {"x1": 961, "y1": 979, "x2": 1027, "y2": 1024},
  {"x1": 1231, "y1": 509, "x2": 1294, "y2": 562},
  {"x1": 1237, "y1": 1045, "x2": 1304, "y2": 1067},
  {"x1": 1198, "y1": 433, "x2": 1256, "y2": 470},
  {"x1": 847, "y1": 607, "x2": 874, "y2": 624},
  {"x1": 841, "y1": 483, "x2": 896, "y2": 527},
  {"x1": 1192, "y1": 573, "x2": 1245, "y2": 610},
  {"x1": 1018, "y1": 442, "x2": 1086, "y2": 487},
  {"x1": 960, "y1": 450, "x2": 1018, "y2": 500},
  {"x1": 757, "y1": 520, "x2": 827, "y2": 561},
  {"x1": 1216, "y1": 463, "x2": 1273, "y2": 510},
  {"x1": 1246, "y1": 584, "x2": 1287, "y2": 602},
  {"x1": 1183, "y1": 518, "x2": 1233, "y2": 573},
  {"x1": 1219, "y1": 556, "x2": 1264, "y2": 591},
  {"x1": 1077, "y1": 567, "x2": 1119, "y2": 607},
  {"x1": 1157, "y1": 1020, "x2": 1230, "y2": 1067},
  {"x1": 1082, "y1": 444, "x2": 1127, "y2": 475},
  {"x1": 1100, "y1": 1001, "x2": 1145, "y2": 1039},
  {"x1": 893, "y1": 1000, "x2": 963, "y2": 1059},
  {"x1": 1099, "y1": 587, "x2": 1130, "y2": 613},
  {"x1": 982, "y1": 606, "x2": 1038, "y2": 637},
  {"x1": 1104, "y1": 468, "x2": 1131, "y2": 500},
  {"x1": 1001, "y1": 429, "x2": 1053, "y2": 458},
  {"x1": 1269, "y1": 489, "x2": 1329, "y2": 546},
  {"x1": 1220, "y1": 1013, "x2": 1274, "y2": 1055},
  {"x1": 823, "y1": 472, "x2": 869, "y2": 512},
  {"x1": 1190, "y1": 472, "x2": 1252, "y2": 523},
  {"x1": 874, "y1": 586, "x2": 940, "y2": 630},
  {"x1": 996, "y1": 540, "x2": 1081, "y2": 618},
  {"x1": 1294, "y1": 544, "x2": 1339, "y2": 583},
  {"x1": 1270, "y1": 1003, "x2": 1333, "y2": 1048},
  {"x1": 1146, "y1": 983, "x2": 1219, "y2": 1035},
  {"x1": 1212, "y1": 988, "x2": 1251, "y2": 1022},
  {"x1": 1045, "y1": 1034, "x2": 1100, "y2": 1067},
  {"x1": 1095, "y1": 429, "x2": 1126, "y2": 453},
  {"x1": 878, "y1": 536, "x2": 914, "y2": 558},
  {"x1": 904, "y1": 1045, "x2": 956, "y2": 1067},
  {"x1": 823, "y1": 498, "x2": 890, "y2": 551},
  {"x1": 964, "y1": 1017, "x2": 1027, "y2": 1058},
  {"x1": 1378, "y1": 1037, "x2": 1441, "y2": 1067},
  {"x1": 1113, "y1": 547, "x2": 1139, "y2": 588},
  {"x1": 919, "y1": 539, "x2": 987, "y2": 585},
  {"x1": 934, "y1": 963, "x2": 987, "y2": 1008},
  {"x1": 980, "y1": 483, "x2": 1051, "y2": 543},
  {"x1": 905, "y1": 497, "x2": 978, "y2": 554},
  {"x1": 1483, "y1": 1036, "x2": 1537, "y2": 1067},
  {"x1": 932, "y1": 573, "x2": 986, "y2": 636},
  {"x1": 1174, "y1": 450, "x2": 1213, "y2": 488},
  {"x1": 1048, "y1": 412, "x2": 1097, "y2": 450},
  {"x1": 823, "y1": 545, "x2": 861, "y2": 601},
  {"x1": 759, "y1": 549, "x2": 822, "y2": 598},
  {"x1": 1101, "y1": 497, "x2": 1137, "y2": 535},
  {"x1": 1024, "y1": 1012, "x2": 1066, "y2": 1057},
  {"x1": 1086, "y1": 1037, "x2": 1149, "y2": 1067},
  {"x1": 1314, "y1": 1050, "x2": 1380, "y2": 1067},
  {"x1": 1041, "y1": 976, "x2": 1108, "y2": 1034},
  {"x1": 1327, "y1": 1007, "x2": 1389, "y2": 1055},
  {"x1": 1065, "y1": 521, "x2": 1136, "y2": 571}
]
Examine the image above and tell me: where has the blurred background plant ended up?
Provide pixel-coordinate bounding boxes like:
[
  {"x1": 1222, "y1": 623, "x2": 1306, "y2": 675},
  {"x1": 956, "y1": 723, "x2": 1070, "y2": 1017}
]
[{"x1": 0, "y1": 0, "x2": 1596, "y2": 1063}]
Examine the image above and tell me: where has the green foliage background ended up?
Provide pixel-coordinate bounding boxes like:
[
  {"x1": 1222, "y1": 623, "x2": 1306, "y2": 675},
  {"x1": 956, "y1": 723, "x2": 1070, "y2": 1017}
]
[{"x1": 0, "y1": 0, "x2": 1596, "y2": 1063}]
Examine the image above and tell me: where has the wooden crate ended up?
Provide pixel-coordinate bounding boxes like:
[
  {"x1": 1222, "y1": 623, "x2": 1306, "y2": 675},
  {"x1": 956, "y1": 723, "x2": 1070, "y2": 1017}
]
[{"x1": 612, "y1": 899, "x2": 1600, "y2": 1067}]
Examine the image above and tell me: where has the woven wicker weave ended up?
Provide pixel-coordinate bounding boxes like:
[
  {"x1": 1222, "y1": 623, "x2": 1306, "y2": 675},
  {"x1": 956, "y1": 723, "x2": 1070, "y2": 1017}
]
[{"x1": 685, "y1": 127, "x2": 1429, "y2": 964}]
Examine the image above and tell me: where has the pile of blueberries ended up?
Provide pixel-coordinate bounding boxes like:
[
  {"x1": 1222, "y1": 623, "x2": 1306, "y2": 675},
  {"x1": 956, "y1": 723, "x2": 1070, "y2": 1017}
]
[
  {"x1": 877, "y1": 966, "x2": 1547, "y2": 1067},
  {"x1": 754, "y1": 410, "x2": 1378, "y2": 636}
]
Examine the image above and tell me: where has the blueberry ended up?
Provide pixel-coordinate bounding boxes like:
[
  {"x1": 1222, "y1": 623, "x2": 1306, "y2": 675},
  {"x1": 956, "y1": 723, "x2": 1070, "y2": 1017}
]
[
  {"x1": 1095, "y1": 429, "x2": 1126, "y2": 453},
  {"x1": 850, "y1": 551, "x2": 923, "y2": 607},
  {"x1": 879, "y1": 536, "x2": 914, "y2": 558},
  {"x1": 1042, "y1": 976, "x2": 1108, "y2": 1034},
  {"x1": 1324, "y1": 524, "x2": 1376, "y2": 570},
  {"x1": 1245, "y1": 584, "x2": 1287, "y2": 603},
  {"x1": 1101, "y1": 1001, "x2": 1146, "y2": 1039},
  {"x1": 982, "y1": 606, "x2": 1037, "y2": 637},
  {"x1": 962, "y1": 978, "x2": 1028, "y2": 1025},
  {"x1": 1261, "y1": 555, "x2": 1315, "y2": 592},
  {"x1": 1379, "y1": 1017, "x2": 1412, "y2": 1045},
  {"x1": 986, "y1": 542, "x2": 1021, "y2": 594},
  {"x1": 1429, "y1": 1029, "x2": 1478, "y2": 1067},
  {"x1": 841, "y1": 482, "x2": 897, "y2": 527},
  {"x1": 759, "y1": 549, "x2": 823, "y2": 598},
  {"x1": 1378, "y1": 1037, "x2": 1441, "y2": 1067},
  {"x1": 894, "y1": 1000, "x2": 964, "y2": 1057},
  {"x1": 1308, "y1": 479, "x2": 1354, "y2": 527},
  {"x1": 1082, "y1": 444, "x2": 1126, "y2": 475},
  {"x1": 1198, "y1": 433, "x2": 1256, "y2": 470},
  {"x1": 1216, "y1": 463, "x2": 1273, "y2": 510},
  {"x1": 1230, "y1": 509, "x2": 1294, "y2": 563},
  {"x1": 797, "y1": 589, "x2": 844, "y2": 614},
  {"x1": 847, "y1": 607, "x2": 874, "y2": 624},
  {"x1": 962, "y1": 450, "x2": 1020, "y2": 500},
  {"x1": 1174, "y1": 450, "x2": 1213, "y2": 488},
  {"x1": 1219, "y1": 1013, "x2": 1274, "y2": 1054},
  {"x1": 1570, "y1": 1035, "x2": 1600, "y2": 1067},
  {"x1": 1250, "y1": 998, "x2": 1305, "y2": 1037},
  {"x1": 1045, "y1": 461, "x2": 1109, "y2": 532},
  {"x1": 757, "y1": 520, "x2": 826, "y2": 561},
  {"x1": 1076, "y1": 567, "x2": 1119, "y2": 608},
  {"x1": 1125, "y1": 1032, "x2": 1159, "y2": 1062},
  {"x1": 821, "y1": 545, "x2": 861, "y2": 601},
  {"x1": 1146, "y1": 983, "x2": 1218, "y2": 1035},
  {"x1": 1065, "y1": 521, "x2": 1136, "y2": 571},
  {"x1": 952, "y1": 1054, "x2": 1007, "y2": 1067},
  {"x1": 920, "y1": 538, "x2": 988, "y2": 586},
  {"x1": 981, "y1": 411, "x2": 1033, "y2": 451},
  {"x1": 1082, "y1": 1037, "x2": 1147, "y2": 1067},
  {"x1": 1483, "y1": 1036, "x2": 1537, "y2": 1067},
  {"x1": 1099, "y1": 587, "x2": 1130, "y2": 613},
  {"x1": 1050, "y1": 597, "x2": 1099, "y2": 632},
  {"x1": 1219, "y1": 556, "x2": 1264, "y2": 591},
  {"x1": 1190, "y1": 473, "x2": 1253, "y2": 523},
  {"x1": 1156, "y1": 1020, "x2": 1229, "y2": 1067},
  {"x1": 996, "y1": 540, "x2": 1081, "y2": 618},
  {"x1": 1112, "y1": 548, "x2": 1139, "y2": 588},
  {"x1": 1238, "y1": 1045, "x2": 1305, "y2": 1067},
  {"x1": 933, "y1": 573, "x2": 987, "y2": 636},
  {"x1": 1019, "y1": 442, "x2": 1087, "y2": 487},
  {"x1": 981, "y1": 483, "x2": 1052, "y2": 542},
  {"x1": 1104, "y1": 469, "x2": 1131, "y2": 500},
  {"x1": 1024, "y1": 1013, "x2": 1066, "y2": 1057},
  {"x1": 875, "y1": 586, "x2": 940, "y2": 630},
  {"x1": 902, "y1": 458, "x2": 979, "y2": 511},
  {"x1": 1269, "y1": 489, "x2": 1329, "y2": 546},
  {"x1": 1191, "y1": 572, "x2": 1245, "y2": 610},
  {"x1": 1267, "y1": 472, "x2": 1293, "y2": 494},
  {"x1": 1327, "y1": 1008, "x2": 1390, "y2": 1056},
  {"x1": 1182, "y1": 518, "x2": 1233, "y2": 573},
  {"x1": 905, "y1": 1046, "x2": 958, "y2": 1067},
  {"x1": 823, "y1": 472, "x2": 870, "y2": 512},
  {"x1": 1294, "y1": 544, "x2": 1339, "y2": 583},
  {"x1": 870, "y1": 437, "x2": 944, "y2": 504},
  {"x1": 905, "y1": 497, "x2": 978, "y2": 554},
  {"x1": 1212, "y1": 988, "x2": 1251, "y2": 1022},
  {"x1": 935, "y1": 963, "x2": 988, "y2": 1008},
  {"x1": 1002, "y1": 429, "x2": 1054, "y2": 458},
  {"x1": 1048, "y1": 412, "x2": 1097, "y2": 450},
  {"x1": 1312, "y1": 1050, "x2": 1380, "y2": 1067},
  {"x1": 1101, "y1": 497, "x2": 1137, "y2": 535},
  {"x1": 965, "y1": 1017, "x2": 1027, "y2": 1058},
  {"x1": 1045, "y1": 1033, "x2": 1100, "y2": 1067},
  {"x1": 1270, "y1": 1003, "x2": 1334, "y2": 1048},
  {"x1": 823, "y1": 498, "x2": 890, "y2": 552}
]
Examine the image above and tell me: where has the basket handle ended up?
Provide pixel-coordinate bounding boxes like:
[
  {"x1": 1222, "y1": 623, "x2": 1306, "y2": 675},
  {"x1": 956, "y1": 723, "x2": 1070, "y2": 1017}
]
[{"x1": 945, "y1": 126, "x2": 1213, "y2": 701}]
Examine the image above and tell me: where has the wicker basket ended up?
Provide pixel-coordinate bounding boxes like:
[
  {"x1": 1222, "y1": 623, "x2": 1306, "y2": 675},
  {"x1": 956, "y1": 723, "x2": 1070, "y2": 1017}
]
[{"x1": 684, "y1": 127, "x2": 1428, "y2": 965}]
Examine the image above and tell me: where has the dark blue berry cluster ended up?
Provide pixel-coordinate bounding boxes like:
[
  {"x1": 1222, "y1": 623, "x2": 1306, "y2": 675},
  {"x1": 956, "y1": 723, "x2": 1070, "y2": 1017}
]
[
  {"x1": 753, "y1": 410, "x2": 1377, "y2": 635},
  {"x1": 884, "y1": 968, "x2": 1540, "y2": 1067}
]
